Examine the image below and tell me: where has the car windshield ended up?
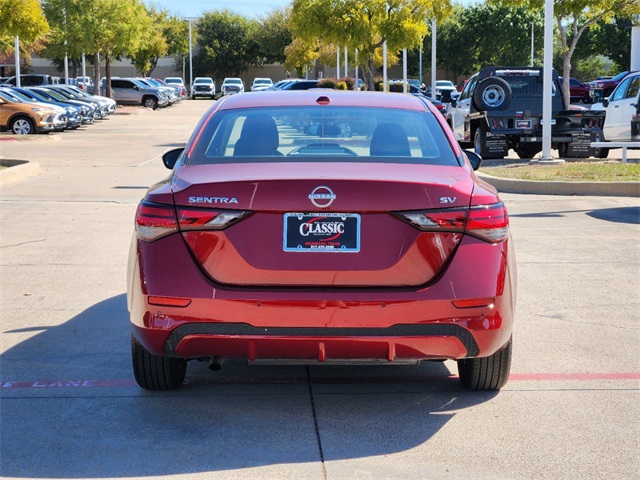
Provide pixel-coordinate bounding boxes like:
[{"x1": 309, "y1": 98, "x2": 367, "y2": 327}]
[
  {"x1": 225, "y1": 79, "x2": 242, "y2": 85},
  {"x1": 0, "y1": 90, "x2": 24, "y2": 102},
  {"x1": 436, "y1": 81, "x2": 454, "y2": 87},
  {"x1": 187, "y1": 106, "x2": 457, "y2": 166},
  {"x1": 254, "y1": 79, "x2": 271, "y2": 85},
  {"x1": 611, "y1": 71, "x2": 629, "y2": 82},
  {"x1": 195, "y1": 79, "x2": 212, "y2": 85}
]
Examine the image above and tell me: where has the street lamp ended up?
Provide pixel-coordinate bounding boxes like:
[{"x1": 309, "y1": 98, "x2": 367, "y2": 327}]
[{"x1": 188, "y1": 18, "x2": 193, "y2": 94}]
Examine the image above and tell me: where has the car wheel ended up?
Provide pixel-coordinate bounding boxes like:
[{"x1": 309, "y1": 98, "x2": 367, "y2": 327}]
[
  {"x1": 131, "y1": 335, "x2": 186, "y2": 390},
  {"x1": 595, "y1": 147, "x2": 609, "y2": 159},
  {"x1": 514, "y1": 145, "x2": 541, "y2": 159},
  {"x1": 457, "y1": 336, "x2": 512, "y2": 390},
  {"x1": 473, "y1": 77, "x2": 512, "y2": 111},
  {"x1": 143, "y1": 96, "x2": 158, "y2": 110},
  {"x1": 337, "y1": 122, "x2": 352, "y2": 138},
  {"x1": 10, "y1": 116, "x2": 35, "y2": 135},
  {"x1": 474, "y1": 125, "x2": 504, "y2": 160}
]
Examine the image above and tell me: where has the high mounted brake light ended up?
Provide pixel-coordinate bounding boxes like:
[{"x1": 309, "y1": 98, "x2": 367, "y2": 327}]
[{"x1": 395, "y1": 202, "x2": 509, "y2": 244}]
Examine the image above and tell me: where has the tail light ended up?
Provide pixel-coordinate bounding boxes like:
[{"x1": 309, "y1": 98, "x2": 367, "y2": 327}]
[
  {"x1": 395, "y1": 202, "x2": 509, "y2": 243},
  {"x1": 135, "y1": 202, "x2": 249, "y2": 242},
  {"x1": 135, "y1": 202, "x2": 178, "y2": 241},
  {"x1": 466, "y1": 203, "x2": 509, "y2": 243}
]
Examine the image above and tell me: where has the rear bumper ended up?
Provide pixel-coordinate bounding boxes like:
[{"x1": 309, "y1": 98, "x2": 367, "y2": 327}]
[{"x1": 128, "y1": 234, "x2": 516, "y2": 362}]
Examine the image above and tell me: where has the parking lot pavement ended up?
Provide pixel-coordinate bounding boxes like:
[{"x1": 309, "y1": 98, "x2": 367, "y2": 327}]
[{"x1": 1, "y1": 100, "x2": 639, "y2": 479}]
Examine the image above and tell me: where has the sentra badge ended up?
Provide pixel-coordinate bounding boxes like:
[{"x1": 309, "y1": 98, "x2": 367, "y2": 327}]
[
  {"x1": 308, "y1": 186, "x2": 336, "y2": 208},
  {"x1": 188, "y1": 196, "x2": 238, "y2": 204}
]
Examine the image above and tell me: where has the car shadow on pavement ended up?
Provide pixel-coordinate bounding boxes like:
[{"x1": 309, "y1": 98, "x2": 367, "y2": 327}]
[
  {"x1": 511, "y1": 206, "x2": 639, "y2": 225},
  {"x1": 1, "y1": 294, "x2": 497, "y2": 478},
  {"x1": 587, "y1": 206, "x2": 640, "y2": 225}
]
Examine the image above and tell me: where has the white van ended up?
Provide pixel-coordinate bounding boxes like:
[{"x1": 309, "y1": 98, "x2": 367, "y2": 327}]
[{"x1": 603, "y1": 71, "x2": 639, "y2": 142}]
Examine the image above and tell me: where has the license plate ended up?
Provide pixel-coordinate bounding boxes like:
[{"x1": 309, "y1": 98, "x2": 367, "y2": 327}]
[
  {"x1": 284, "y1": 213, "x2": 360, "y2": 252},
  {"x1": 515, "y1": 120, "x2": 532, "y2": 129}
]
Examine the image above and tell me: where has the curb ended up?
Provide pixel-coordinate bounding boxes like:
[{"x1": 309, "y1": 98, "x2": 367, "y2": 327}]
[
  {"x1": 0, "y1": 160, "x2": 42, "y2": 186},
  {"x1": 477, "y1": 171, "x2": 640, "y2": 197}
]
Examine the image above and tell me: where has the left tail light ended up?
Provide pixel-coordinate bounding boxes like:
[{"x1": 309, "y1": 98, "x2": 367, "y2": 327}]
[
  {"x1": 135, "y1": 202, "x2": 250, "y2": 242},
  {"x1": 135, "y1": 202, "x2": 178, "y2": 242}
]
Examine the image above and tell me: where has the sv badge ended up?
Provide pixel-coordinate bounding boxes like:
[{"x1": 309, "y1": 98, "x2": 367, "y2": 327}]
[{"x1": 440, "y1": 197, "x2": 457, "y2": 204}]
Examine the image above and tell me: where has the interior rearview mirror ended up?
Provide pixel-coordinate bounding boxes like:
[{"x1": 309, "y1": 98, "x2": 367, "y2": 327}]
[{"x1": 162, "y1": 147, "x2": 185, "y2": 169}]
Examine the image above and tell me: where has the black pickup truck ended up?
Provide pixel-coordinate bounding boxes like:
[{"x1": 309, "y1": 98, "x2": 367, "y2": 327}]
[{"x1": 448, "y1": 66, "x2": 608, "y2": 159}]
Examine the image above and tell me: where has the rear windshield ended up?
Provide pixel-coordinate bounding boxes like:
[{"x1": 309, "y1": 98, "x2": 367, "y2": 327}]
[
  {"x1": 494, "y1": 69, "x2": 556, "y2": 96},
  {"x1": 187, "y1": 106, "x2": 458, "y2": 166}
]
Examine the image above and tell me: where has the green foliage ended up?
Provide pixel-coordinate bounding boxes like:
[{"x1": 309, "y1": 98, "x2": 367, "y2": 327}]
[
  {"x1": 489, "y1": 0, "x2": 640, "y2": 101},
  {"x1": 253, "y1": 8, "x2": 292, "y2": 65},
  {"x1": 590, "y1": 16, "x2": 634, "y2": 71},
  {"x1": 127, "y1": 5, "x2": 169, "y2": 76},
  {"x1": 194, "y1": 10, "x2": 260, "y2": 80},
  {"x1": 417, "y1": 2, "x2": 543, "y2": 83},
  {"x1": 290, "y1": 0, "x2": 451, "y2": 89},
  {"x1": 0, "y1": 0, "x2": 50, "y2": 56},
  {"x1": 317, "y1": 78, "x2": 338, "y2": 89},
  {"x1": 571, "y1": 56, "x2": 612, "y2": 81}
]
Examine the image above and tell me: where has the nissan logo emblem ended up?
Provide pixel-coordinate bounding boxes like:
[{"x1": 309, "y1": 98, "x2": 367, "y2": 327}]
[{"x1": 308, "y1": 186, "x2": 336, "y2": 208}]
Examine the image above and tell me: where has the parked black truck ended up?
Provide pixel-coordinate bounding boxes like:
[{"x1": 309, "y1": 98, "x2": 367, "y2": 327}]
[{"x1": 448, "y1": 66, "x2": 608, "y2": 159}]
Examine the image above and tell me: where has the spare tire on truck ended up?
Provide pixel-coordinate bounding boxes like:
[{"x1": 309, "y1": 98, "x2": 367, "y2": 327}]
[{"x1": 473, "y1": 77, "x2": 512, "y2": 111}]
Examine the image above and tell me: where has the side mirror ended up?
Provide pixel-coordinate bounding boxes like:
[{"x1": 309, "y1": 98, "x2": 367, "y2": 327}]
[
  {"x1": 162, "y1": 147, "x2": 185, "y2": 169},
  {"x1": 602, "y1": 98, "x2": 609, "y2": 107},
  {"x1": 450, "y1": 99, "x2": 457, "y2": 108},
  {"x1": 464, "y1": 150, "x2": 482, "y2": 171}
]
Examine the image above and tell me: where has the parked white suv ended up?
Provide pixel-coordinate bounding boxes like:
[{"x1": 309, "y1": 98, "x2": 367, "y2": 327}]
[
  {"x1": 603, "y1": 71, "x2": 640, "y2": 142},
  {"x1": 251, "y1": 77, "x2": 273, "y2": 91},
  {"x1": 191, "y1": 77, "x2": 216, "y2": 99},
  {"x1": 221, "y1": 78, "x2": 244, "y2": 95}
]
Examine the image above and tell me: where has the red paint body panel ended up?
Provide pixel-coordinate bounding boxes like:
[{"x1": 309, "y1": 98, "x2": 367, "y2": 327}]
[
  {"x1": 128, "y1": 90, "x2": 516, "y2": 372},
  {"x1": 128, "y1": 233, "x2": 515, "y2": 361}
]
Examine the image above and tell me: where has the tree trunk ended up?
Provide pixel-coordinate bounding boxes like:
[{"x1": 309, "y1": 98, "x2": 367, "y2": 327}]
[
  {"x1": 93, "y1": 52, "x2": 100, "y2": 95},
  {"x1": 105, "y1": 54, "x2": 112, "y2": 99},
  {"x1": 362, "y1": 57, "x2": 376, "y2": 91}
]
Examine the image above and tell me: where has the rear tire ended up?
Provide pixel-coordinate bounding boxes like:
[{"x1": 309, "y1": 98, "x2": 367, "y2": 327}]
[
  {"x1": 515, "y1": 145, "x2": 541, "y2": 159},
  {"x1": 131, "y1": 335, "x2": 186, "y2": 390},
  {"x1": 474, "y1": 125, "x2": 504, "y2": 160},
  {"x1": 457, "y1": 336, "x2": 512, "y2": 390}
]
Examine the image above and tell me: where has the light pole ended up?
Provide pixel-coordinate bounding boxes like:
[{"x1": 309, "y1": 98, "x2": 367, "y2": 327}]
[
  {"x1": 402, "y1": 48, "x2": 408, "y2": 93},
  {"x1": 187, "y1": 18, "x2": 195, "y2": 94},
  {"x1": 14, "y1": 36, "x2": 21, "y2": 87},
  {"x1": 383, "y1": 41, "x2": 388, "y2": 92},
  {"x1": 431, "y1": 19, "x2": 436, "y2": 101},
  {"x1": 531, "y1": 22, "x2": 535, "y2": 66}
]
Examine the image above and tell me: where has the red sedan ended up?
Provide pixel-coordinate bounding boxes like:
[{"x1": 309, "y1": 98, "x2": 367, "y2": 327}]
[{"x1": 128, "y1": 90, "x2": 516, "y2": 391}]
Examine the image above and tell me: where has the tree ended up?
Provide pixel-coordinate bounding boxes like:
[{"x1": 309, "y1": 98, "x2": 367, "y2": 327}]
[
  {"x1": 490, "y1": 0, "x2": 640, "y2": 105},
  {"x1": 42, "y1": 0, "x2": 148, "y2": 96},
  {"x1": 194, "y1": 10, "x2": 260, "y2": 81},
  {"x1": 127, "y1": 5, "x2": 168, "y2": 77},
  {"x1": 254, "y1": 8, "x2": 293, "y2": 66},
  {"x1": 0, "y1": 0, "x2": 50, "y2": 58},
  {"x1": 290, "y1": 0, "x2": 452, "y2": 90},
  {"x1": 591, "y1": 16, "x2": 635, "y2": 72}
]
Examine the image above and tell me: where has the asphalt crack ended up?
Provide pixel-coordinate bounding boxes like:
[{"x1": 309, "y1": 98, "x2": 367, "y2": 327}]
[{"x1": 306, "y1": 366, "x2": 327, "y2": 480}]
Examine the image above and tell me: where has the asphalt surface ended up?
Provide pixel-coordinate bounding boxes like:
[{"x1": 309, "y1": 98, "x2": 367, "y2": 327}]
[{"x1": 1, "y1": 100, "x2": 639, "y2": 480}]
